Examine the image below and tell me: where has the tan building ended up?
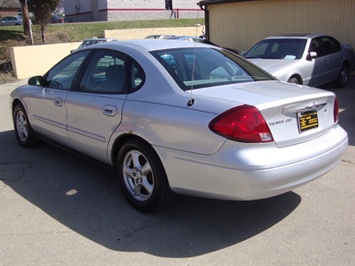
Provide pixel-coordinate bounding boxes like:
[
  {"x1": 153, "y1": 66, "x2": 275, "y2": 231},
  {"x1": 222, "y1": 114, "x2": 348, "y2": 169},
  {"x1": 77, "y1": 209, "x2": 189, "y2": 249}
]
[
  {"x1": 63, "y1": 0, "x2": 203, "y2": 23},
  {"x1": 198, "y1": 0, "x2": 355, "y2": 54}
]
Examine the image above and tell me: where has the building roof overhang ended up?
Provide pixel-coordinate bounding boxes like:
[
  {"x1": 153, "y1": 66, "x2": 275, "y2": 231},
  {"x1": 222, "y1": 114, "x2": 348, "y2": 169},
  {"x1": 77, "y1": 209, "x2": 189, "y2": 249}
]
[
  {"x1": 0, "y1": 0, "x2": 21, "y2": 9},
  {"x1": 198, "y1": 0, "x2": 256, "y2": 8}
]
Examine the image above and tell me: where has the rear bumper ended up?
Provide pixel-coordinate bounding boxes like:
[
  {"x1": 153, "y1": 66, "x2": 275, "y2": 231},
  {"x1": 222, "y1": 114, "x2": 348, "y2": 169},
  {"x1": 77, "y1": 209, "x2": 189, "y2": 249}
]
[{"x1": 157, "y1": 125, "x2": 348, "y2": 200}]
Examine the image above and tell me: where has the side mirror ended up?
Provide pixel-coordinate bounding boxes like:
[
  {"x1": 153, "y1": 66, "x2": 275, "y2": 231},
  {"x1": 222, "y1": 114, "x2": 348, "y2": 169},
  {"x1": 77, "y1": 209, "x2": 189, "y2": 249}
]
[
  {"x1": 28, "y1": 76, "x2": 43, "y2": 86},
  {"x1": 241, "y1": 51, "x2": 247, "y2": 57},
  {"x1": 307, "y1": 51, "x2": 317, "y2": 61},
  {"x1": 310, "y1": 51, "x2": 317, "y2": 58}
]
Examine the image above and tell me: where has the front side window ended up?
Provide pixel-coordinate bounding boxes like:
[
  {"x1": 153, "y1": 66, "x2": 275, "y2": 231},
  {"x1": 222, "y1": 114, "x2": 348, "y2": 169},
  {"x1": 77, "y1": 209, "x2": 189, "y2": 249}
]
[
  {"x1": 321, "y1": 36, "x2": 342, "y2": 55},
  {"x1": 310, "y1": 36, "x2": 342, "y2": 57},
  {"x1": 45, "y1": 50, "x2": 90, "y2": 90},
  {"x1": 151, "y1": 48, "x2": 274, "y2": 91}
]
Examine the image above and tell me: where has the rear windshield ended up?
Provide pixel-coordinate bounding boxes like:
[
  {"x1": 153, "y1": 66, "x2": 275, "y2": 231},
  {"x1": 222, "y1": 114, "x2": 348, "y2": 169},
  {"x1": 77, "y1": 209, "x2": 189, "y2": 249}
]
[{"x1": 151, "y1": 48, "x2": 274, "y2": 91}]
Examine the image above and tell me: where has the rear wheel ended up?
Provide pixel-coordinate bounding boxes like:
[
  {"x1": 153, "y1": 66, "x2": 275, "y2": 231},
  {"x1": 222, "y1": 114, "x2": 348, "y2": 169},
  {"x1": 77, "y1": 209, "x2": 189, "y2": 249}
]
[
  {"x1": 117, "y1": 139, "x2": 175, "y2": 212},
  {"x1": 13, "y1": 103, "x2": 37, "y2": 148},
  {"x1": 336, "y1": 64, "x2": 349, "y2": 88}
]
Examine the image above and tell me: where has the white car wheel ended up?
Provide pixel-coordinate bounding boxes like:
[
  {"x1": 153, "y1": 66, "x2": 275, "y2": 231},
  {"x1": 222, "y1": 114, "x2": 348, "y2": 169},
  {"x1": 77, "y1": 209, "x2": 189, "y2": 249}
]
[{"x1": 288, "y1": 76, "x2": 301, "y2": 84}]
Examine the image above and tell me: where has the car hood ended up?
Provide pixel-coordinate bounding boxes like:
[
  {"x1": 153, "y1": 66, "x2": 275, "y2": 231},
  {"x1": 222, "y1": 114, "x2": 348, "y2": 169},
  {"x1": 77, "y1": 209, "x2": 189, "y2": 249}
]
[{"x1": 248, "y1": 59, "x2": 298, "y2": 75}]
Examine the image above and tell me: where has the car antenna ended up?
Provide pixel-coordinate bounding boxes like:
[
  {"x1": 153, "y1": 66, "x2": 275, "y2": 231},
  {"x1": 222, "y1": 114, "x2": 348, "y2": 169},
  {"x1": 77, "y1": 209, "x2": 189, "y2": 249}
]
[{"x1": 188, "y1": 22, "x2": 202, "y2": 107}]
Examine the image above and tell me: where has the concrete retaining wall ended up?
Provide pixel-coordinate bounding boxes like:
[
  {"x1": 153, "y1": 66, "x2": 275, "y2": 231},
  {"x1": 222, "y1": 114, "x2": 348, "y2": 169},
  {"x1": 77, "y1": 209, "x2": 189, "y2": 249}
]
[
  {"x1": 10, "y1": 42, "x2": 81, "y2": 80},
  {"x1": 10, "y1": 27, "x2": 203, "y2": 80},
  {"x1": 104, "y1": 27, "x2": 201, "y2": 39}
]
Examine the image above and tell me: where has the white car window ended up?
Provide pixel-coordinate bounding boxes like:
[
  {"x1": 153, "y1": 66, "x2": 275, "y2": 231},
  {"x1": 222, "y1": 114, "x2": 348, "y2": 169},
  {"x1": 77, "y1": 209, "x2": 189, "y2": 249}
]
[{"x1": 246, "y1": 39, "x2": 307, "y2": 59}]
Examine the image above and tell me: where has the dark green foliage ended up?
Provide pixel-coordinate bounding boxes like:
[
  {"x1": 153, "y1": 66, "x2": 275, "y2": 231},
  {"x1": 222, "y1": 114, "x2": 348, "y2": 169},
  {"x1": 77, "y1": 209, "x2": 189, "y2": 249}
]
[
  {"x1": 29, "y1": 0, "x2": 59, "y2": 23},
  {"x1": 27, "y1": 0, "x2": 61, "y2": 43}
]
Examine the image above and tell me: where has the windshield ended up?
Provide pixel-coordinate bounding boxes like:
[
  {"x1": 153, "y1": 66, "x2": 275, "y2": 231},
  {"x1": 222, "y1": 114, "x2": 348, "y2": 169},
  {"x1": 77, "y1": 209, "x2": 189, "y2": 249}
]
[
  {"x1": 151, "y1": 48, "x2": 274, "y2": 91},
  {"x1": 245, "y1": 39, "x2": 307, "y2": 60}
]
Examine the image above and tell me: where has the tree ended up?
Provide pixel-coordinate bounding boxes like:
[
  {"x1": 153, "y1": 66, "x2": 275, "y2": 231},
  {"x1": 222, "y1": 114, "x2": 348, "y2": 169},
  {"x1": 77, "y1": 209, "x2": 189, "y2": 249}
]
[
  {"x1": 0, "y1": 0, "x2": 11, "y2": 8},
  {"x1": 28, "y1": 0, "x2": 60, "y2": 44},
  {"x1": 18, "y1": 0, "x2": 31, "y2": 36}
]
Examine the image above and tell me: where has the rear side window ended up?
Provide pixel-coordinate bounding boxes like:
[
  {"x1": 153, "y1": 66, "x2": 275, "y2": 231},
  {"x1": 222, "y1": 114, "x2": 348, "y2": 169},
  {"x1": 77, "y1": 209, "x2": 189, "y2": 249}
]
[
  {"x1": 77, "y1": 50, "x2": 145, "y2": 94},
  {"x1": 78, "y1": 50, "x2": 126, "y2": 94},
  {"x1": 129, "y1": 61, "x2": 144, "y2": 91}
]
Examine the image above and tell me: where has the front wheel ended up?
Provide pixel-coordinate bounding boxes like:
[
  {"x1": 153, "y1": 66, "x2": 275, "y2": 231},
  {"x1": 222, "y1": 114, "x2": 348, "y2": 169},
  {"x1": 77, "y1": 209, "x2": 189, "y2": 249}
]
[
  {"x1": 288, "y1": 76, "x2": 301, "y2": 84},
  {"x1": 336, "y1": 64, "x2": 349, "y2": 88},
  {"x1": 13, "y1": 103, "x2": 37, "y2": 148},
  {"x1": 116, "y1": 140, "x2": 175, "y2": 212}
]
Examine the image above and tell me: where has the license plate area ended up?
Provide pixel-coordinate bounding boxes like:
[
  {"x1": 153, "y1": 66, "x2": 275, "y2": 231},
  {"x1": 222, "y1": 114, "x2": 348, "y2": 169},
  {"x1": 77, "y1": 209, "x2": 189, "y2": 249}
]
[{"x1": 298, "y1": 110, "x2": 318, "y2": 132}]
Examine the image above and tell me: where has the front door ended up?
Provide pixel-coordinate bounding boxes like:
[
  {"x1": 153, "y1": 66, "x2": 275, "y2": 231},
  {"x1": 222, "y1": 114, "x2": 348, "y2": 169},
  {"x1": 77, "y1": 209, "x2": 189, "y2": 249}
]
[
  {"x1": 29, "y1": 50, "x2": 90, "y2": 145},
  {"x1": 307, "y1": 37, "x2": 329, "y2": 87}
]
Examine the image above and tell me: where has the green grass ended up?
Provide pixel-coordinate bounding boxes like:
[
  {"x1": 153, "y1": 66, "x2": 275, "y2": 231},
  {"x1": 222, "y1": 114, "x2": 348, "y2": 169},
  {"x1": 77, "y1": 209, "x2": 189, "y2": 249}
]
[{"x1": 0, "y1": 18, "x2": 204, "y2": 43}]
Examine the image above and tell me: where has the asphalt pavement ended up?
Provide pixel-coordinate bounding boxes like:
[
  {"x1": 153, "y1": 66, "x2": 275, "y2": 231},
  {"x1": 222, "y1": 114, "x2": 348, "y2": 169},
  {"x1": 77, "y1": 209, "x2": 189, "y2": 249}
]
[{"x1": 0, "y1": 78, "x2": 354, "y2": 265}]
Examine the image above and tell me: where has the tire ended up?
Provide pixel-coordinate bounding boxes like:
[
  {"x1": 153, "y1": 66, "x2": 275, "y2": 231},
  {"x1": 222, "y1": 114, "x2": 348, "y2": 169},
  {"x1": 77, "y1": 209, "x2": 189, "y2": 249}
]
[
  {"x1": 117, "y1": 140, "x2": 176, "y2": 212},
  {"x1": 288, "y1": 76, "x2": 301, "y2": 84},
  {"x1": 336, "y1": 64, "x2": 349, "y2": 88},
  {"x1": 13, "y1": 103, "x2": 37, "y2": 148}
]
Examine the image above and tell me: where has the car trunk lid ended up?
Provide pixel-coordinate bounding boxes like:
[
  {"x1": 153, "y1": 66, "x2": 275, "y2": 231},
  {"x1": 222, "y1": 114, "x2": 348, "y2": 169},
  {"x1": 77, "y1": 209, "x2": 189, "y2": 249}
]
[{"x1": 191, "y1": 81, "x2": 337, "y2": 148}]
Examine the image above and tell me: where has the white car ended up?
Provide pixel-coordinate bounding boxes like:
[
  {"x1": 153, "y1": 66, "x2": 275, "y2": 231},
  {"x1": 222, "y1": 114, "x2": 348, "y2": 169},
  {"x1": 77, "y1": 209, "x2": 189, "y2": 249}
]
[
  {"x1": 70, "y1": 38, "x2": 118, "y2": 53},
  {"x1": 145, "y1": 34, "x2": 176, "y2": 39},
  {"x1": 244, "y1": 34, "x2": 355, "y2": 87},
  {"x1": 10, "y1": 40, "x2": 348, "y2": 212}
]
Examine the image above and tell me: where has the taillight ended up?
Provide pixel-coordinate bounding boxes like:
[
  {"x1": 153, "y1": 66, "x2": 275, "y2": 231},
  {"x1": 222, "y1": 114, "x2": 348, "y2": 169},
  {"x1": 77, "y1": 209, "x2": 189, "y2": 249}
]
[
  {"x1": 209, "y1": 104, "x2": 274, "y2": 143},
  {"x1": 334, "y1": 97, "x2": 339, "y2": 123}
]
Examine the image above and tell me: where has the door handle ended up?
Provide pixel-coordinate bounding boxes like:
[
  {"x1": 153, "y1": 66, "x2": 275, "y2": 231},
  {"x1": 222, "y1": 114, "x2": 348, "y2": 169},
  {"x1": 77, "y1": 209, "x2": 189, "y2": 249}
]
[
  {"x1": 53, "y1": 97, "x2": 63, "y2": 107},
  {"x1": 101, "y1": 105, "x2": 117, "y2": 117}
]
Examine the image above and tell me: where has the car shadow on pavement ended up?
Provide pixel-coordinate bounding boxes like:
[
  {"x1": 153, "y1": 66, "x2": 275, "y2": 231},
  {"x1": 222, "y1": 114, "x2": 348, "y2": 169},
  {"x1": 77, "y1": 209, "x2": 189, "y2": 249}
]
[
  {"x1": 0, "y1": 129, "x2": 301, "y2": 258},
  {"x1": 320, "y1": 76, "x2": 355, "y2": 146}
]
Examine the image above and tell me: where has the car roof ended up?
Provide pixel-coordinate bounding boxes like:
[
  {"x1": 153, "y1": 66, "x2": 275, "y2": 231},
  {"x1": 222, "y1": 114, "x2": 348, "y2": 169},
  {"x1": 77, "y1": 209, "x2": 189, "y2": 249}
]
[
  {"x1": 82, "y1": 38, "x2": 116, "y2": 41},
  {"x1": 2, "y1": 16, "x2": 21, "y2": 19},
  {"x1": 145, "y1": 34, "x2": 176, "y2": 39},
  {"x1": 87, "y1": 39, "x2": 214, "y2": 52},
  {"x1": 264, "y1": 33, "x2": 325, "y2": 39}
]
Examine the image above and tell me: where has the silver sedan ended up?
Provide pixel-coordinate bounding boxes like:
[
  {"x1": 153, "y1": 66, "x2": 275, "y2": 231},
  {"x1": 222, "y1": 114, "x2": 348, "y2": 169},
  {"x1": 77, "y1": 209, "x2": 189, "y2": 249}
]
[
  {"x1": 244, "y1": 34, "x2": 355, "y2": 87},
  {"x1": 10, "y1": 40, "x2": 348, "y2": 212},
  {"x1": 0, "y1": 16, "x2": 23, "y2": 26}
]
